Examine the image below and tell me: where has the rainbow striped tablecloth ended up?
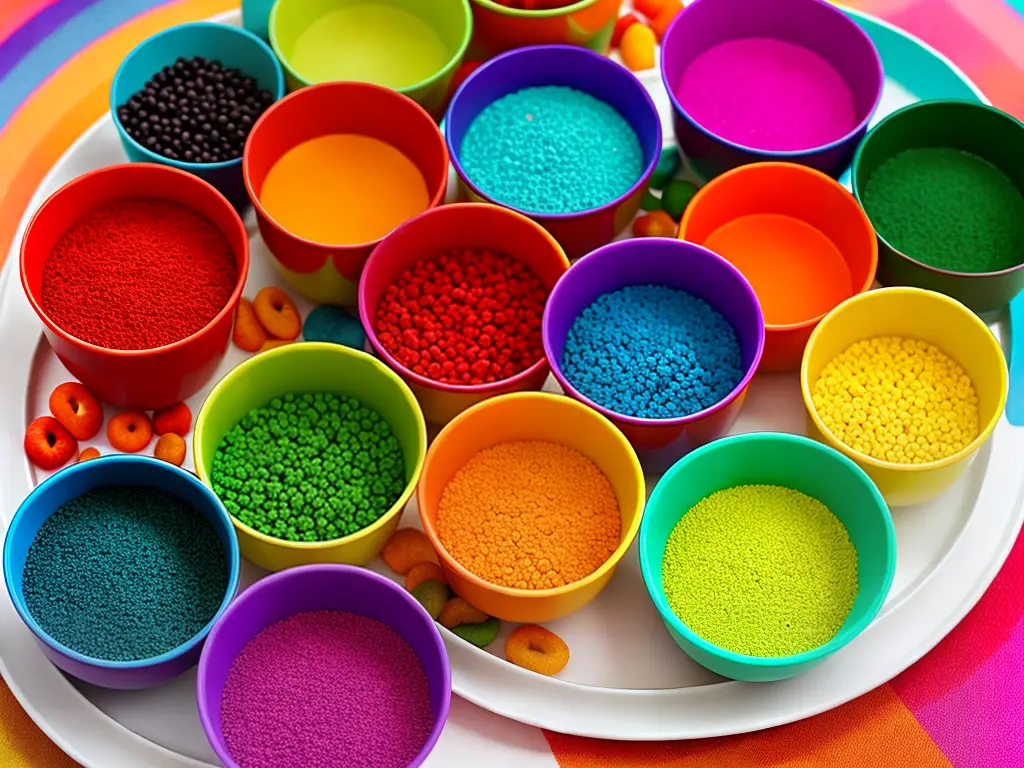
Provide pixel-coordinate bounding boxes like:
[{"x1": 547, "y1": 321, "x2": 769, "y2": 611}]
[{"x1": 2, "y1": 2, "x2": 1023, "y2": 766}]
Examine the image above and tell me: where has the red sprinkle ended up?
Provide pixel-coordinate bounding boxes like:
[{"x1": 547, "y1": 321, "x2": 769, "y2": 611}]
[
  {"x1": 374, "y1": 248, "x2": 547, "y2": 386},
  {"x1": 40, "y1": 199, "x2": 238, "y2": 351}
]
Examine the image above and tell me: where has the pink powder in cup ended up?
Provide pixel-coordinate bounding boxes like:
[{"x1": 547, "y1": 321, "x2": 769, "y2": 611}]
[
  {"x1": 219, "y1": 610, "x2": 433, "y2": 768},
  {"x1": 676, "y1": 38, "x2": 857, "y2": 152}
]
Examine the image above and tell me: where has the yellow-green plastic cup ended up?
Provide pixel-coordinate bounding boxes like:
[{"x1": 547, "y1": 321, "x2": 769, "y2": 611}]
[
  {"x1": 269, "y1": 0, "x2": 472, "y2": 117},
  {"x1": 193, "y1": 342, "x2": 427, "y2": 571}
]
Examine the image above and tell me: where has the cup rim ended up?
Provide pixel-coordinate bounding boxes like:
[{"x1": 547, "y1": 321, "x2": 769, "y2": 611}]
[
  {"x1": 192, "y1": 342, "x2": 429, "y2": 551},
  {"x1": 19, "y1": 162, "x2": 250, "y2": 358},
  {"x1": 241, "y1": 81, "x2": 449, "y2": 253},
  {"x1": 195, "y1": 563, "x2": 452, "y2": 768},
  {"x1": 799, "y1": 286, "x2": 1009, "y2": 474},
  {"x1": 542, "y1": 238, "x2": 766, "y2": 428},
  {"x1": 679, "y1": 161, "x2": 879, "y2": 333},
  {"x1": 638, "y1": 431, "x2": 897, "y2": 670},
  {"x1": 659, "y1": 0, "x2": 885, "y2": 159},
  {"x1": 471, "y1": 0, "x2": 599, "y2": 17},
  {"x1": 358, "y1": 203, "x2": 571, "y2": 395},
  {"x1": 417, "y1": 391, "x2": 646, "y2": 600},
  {"x1": 109, "y1": 21, "x2": 287, "y2": 171},
  {"x1": 851, "y1": 99, "x2": 1024, "y2": 280},
  {"x1": 445, "y1": 44, "x2": 663, "y2": 222},
  {"x1": 2, "y1": 455, "x2": 241, "y2": 671},
  {"x1": 269, "y1": 0, "x2": 474, "y2": 94}
]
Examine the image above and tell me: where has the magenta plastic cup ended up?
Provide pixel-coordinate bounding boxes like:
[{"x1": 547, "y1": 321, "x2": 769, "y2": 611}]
[
  {"x1": 661, "y1": 0, "x2": 883, "y2": 180},
  {"x1": 445, "y1": 44, "x2": 662, "y2": 259},
  {"x1": 542, "y1": 238, "x2": 765, "y2": 472},
  {"x1": 197, "y1": 564, "x2": 451, "y2": 768}
]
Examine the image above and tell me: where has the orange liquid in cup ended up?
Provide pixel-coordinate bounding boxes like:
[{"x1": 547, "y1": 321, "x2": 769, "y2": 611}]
[{"x1": 259, "y1": 134, "x2": 430, "y2": 245}]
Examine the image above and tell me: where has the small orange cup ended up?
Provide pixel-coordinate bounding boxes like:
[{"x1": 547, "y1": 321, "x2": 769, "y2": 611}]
[
  {"x1": 418, "y1": 392, "x2": 645, "y2": 623},
  {"x1": 679, "y1": 162, "x2": 877, "y2": 372}
]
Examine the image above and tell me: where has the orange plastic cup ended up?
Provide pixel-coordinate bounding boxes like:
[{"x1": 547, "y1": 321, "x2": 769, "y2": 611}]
[
  {"x1": 679, "y1": 162, "x2": 877, "y2": 372},
  {"x1": 418, "y1": 392, "x2": 645, "y2": 623}
]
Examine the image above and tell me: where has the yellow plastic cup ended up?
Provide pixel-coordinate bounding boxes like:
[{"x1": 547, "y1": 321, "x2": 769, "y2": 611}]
[
  {"x1": 800, "y1": 287, "x2": 1007, "y2": 507},
  {"x1": 417, "y1": 392, "x2": 645, "y2": 623},
  {"x1": 193, "y1": 342, "x2": 427, "y2": 571}
]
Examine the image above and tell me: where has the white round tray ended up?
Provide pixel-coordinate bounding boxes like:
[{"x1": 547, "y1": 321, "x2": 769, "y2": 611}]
[{"x1": 1, "y1": 7, "x2": 1021, "y2": 767}]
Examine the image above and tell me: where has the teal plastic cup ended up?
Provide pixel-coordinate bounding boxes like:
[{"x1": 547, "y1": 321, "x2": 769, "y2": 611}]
[
  {"x1": 638, "y1": 432, "x2": 896, "y2": 682},
  {"x1": 110, "y1": 22, "x2": 285, "y2": 212}
]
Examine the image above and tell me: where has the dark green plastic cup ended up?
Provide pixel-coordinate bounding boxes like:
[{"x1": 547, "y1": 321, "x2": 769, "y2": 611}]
[{"x1": 851, "y1": 100, "x2": 1024, "y2": 315}]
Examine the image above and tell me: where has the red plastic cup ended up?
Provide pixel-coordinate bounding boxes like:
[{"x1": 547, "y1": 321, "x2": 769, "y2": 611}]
[
  {"x1": 243, "y1": 81, "x2": 449, "y2": 307},
  {"x1": 359, "y1": 203, "x2": 570, "y2": 424},
  {"x1": 20, "y1": 163, "x2": 249, "y2": 410}
]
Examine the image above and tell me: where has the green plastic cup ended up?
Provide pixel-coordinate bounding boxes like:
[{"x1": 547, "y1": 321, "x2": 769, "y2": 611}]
[
  {"x1": 852, "y1": 100, "x2": 1024, "y2": 315},
  {"x1": 638, "y1": 432, "x2": 896, "y2": 682},
  {"x1": 269, "y1": 0, "x2": 472, "y2": 117}
]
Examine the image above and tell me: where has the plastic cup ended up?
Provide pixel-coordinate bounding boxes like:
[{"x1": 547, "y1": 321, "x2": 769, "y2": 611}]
[
  {"x1": 270, "y1": 0, "x2": 472, "y2": 117},
  {"x1": 193, "y1": 342, "x2": 427, "y2": 572},
  {"x1": 679, "y1": 162, "x2": 877, "y2": 372},
  {"x1": 445, "y1": 44, "x2": 662, "y2": 259},
  {"x1": 542, "y1": 238, "x2": 764, "y2": 471},
  {"x1": 197, "y1": 564, "x2": 450, "y2": 768},
  {"x1": 20, "y1": 163, "x2": 249, "y2": 410},
  {"x1": 468, "y1": 0, "x2": 624, "y2": 59},
  {"x1": 801, "y1": 287, "x2": 1008, "y2": 507},
  {"x1": 3, "y1": 455, "x2": 240, "y2": 690},
  {"x1": 851, "y1": 100, "x2": 1024, "y2": 315},
  {"x1": 243, "y1": 81, "x2": 449, "y2": 306},
  {"x1": 359, "y1": 203, "x2": 570, "y2": 425},
  {"x1": 111, "y1": 22, "x2": 285, "y2": 212},
  {"x1": 417, "y1": 392, "x2": 645, "y2": 623},
  {"x1": 660, "y1": 0, "x2": 883, "y2": 180},
  {"x1": 638, "y1": 432, "x2": 895, "y2": 682}
]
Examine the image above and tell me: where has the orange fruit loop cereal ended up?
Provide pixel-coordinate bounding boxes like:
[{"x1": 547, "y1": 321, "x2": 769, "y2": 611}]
[
  {"x1": 633, "y1": 210, "x2": 678, "y2": 238},
  {"x1": 153, "y1": 401, "x2": 192, "y2": 437},
  {"x1": 438, "y1": 597, "x2": 488, "y2": 629},
  {"x1": 382, "y1": 528, "x2": 439, "y2": 575},
  {"x1": 233, "y1": 297, "x2": 267, "y2": 353},
  {"x1": 406, "y1": 562, "x2": 447, "y2": 592},
  {"x1": 506, "y1": 625, "x2": 570, "y2": 676},
  {"x1": 154, "y1": 433, "x2": 187, "y2": 467},
  {"x1": 253, "y1": 286, "x2": 302, "y2": 341},
  {"x1": 24, "y1": 416, "x2": 77, "y2": 470},
  {"x1": 107, "y1": 411, "x2": 153, "y2": 453},
  {"x1": 78, "y1": 447, "x2": 101, "y2": 462},
  {"x1": 48, "y1": 382, "x2": 103, "y2": 441}
]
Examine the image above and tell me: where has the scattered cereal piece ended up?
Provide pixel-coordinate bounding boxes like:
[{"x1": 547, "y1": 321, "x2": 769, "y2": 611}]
[
  {"x1": 303, "y1": 305, "x2": 366, "y2": 349},
  {"x1": 650, "y1": 1, "x2": 683, "y2": 41},
  {"x1": 612, "y1": 12, "x2": 641, "y2": 47},
  {"x1": 620, "y1": 23, "x2": 656, "y2": 72},
  {"x1": 650, "y1": 146, "x2": 682, "y2": 190},
  {"x1": 233, "y1": 298, "x2": 267, "y2": 352},
  {"x1": 152, "y1": 402, "x2": 192, "y2": 437},
  {"x1": 641, "y1": 188, "x2": 662, "y2": 212},
  {"x1": 107, "y1": 411, "x2": 154, "y2": 453},
  {"x1": 154, "y1": 433, "x2": 187, "y2": 467},
  {"x1": 253, "y1": 286, "x2": 302, "y2": 340},
  {"x1": 505, "y1": 625, "x2": 570, "y2": 676},
  {"x1": 632, "y1": 209, "x2": 678, "y2": 238},
  {"x1": 48, "y1": 382, "x2": 103, "y2": 441},
  {"x1": 662, "y1": 180, "x2": 698, "y2": 221},
  {"x1": 258, "y1": 339, "x2": 292, "y2": 354},
  {"x1": 24, "y1": 416, "x2": 77, "y2": 470},
  {"x1": 451, "y1": 617, "x2": 500, "y2": 648},
  {"x1": 382, "y1": 529, "x2": 439, "y2": 575},
  {"x1": 438, "y1": 597, "x2": 489, "y2": 629},
  {"x1": 78, "y1": 447, "x2": 101, "y2": 462},
  {"x1": 411, "y1": 580, "x2": 448, "y2": 620},
  {"x1": 406, "y1": 562, "x2": 447, "y2": 592}
]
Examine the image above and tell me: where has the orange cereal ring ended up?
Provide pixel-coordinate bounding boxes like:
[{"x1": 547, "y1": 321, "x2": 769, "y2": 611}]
[
  {"x1": 505, "y1": 625, "x2": 570, "y2": 676},
  {"x1": 381, "y1": 529, "x2": 439, "y2": 575},
  {"x1": 438, "y1": 597, "x2": 488, "y2": 629},
  {"x1": 406, "y1": 562, "x2": 447, "y2": 592},
  {"x1": 24, "y1": 416, "x2": 77, "y2": 470},
  {"x1": 107, "y1": 411, "x2": 153, "y2": 453},
  {"x1": 152, "y1": 401, "x2": 192, "y2": 437},
  {"x1": 154, "y1": 433, "x2": 187, "y2": 466},
  {"x1": 233, "y1": 297, "x2": 267, "y2": 352},
  {"x1": 253, "y1": 286, "x2": 302, "y2": 340},
  {"x1": 48, "y1": 382, "x2": 103, "y2": 441},
  {"x1": 78, "y1": 447, "x2": 101, "y2": 462}
]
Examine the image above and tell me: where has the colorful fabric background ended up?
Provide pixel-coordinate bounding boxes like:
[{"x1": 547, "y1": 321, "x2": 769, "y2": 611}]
[{"x1": 0, "y1": 1, "x2": 1022, "y2": 766}]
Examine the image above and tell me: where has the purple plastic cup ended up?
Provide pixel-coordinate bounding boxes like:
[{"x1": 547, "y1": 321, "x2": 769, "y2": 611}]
[
  {"x1": 196, "y1": 564, "x2": 451, "y2": 768},
  {"x1": 445, "y1": 44, "x2": 662, "y2": 259},
  {"x1": 542, "y1": 238, "x2": 765, "y2": 472},
  {"x1": 661, "y1": 0, "x2": 884, "y2": 180}
]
